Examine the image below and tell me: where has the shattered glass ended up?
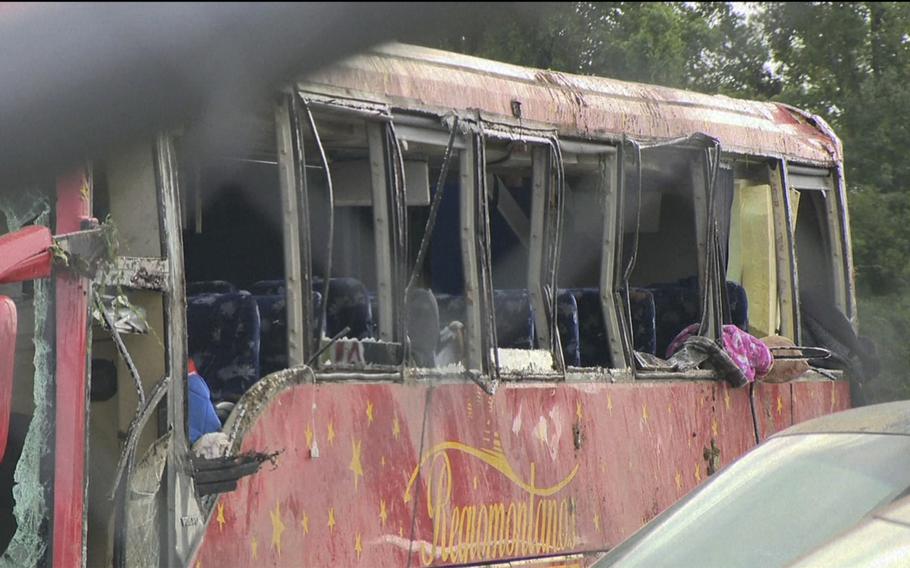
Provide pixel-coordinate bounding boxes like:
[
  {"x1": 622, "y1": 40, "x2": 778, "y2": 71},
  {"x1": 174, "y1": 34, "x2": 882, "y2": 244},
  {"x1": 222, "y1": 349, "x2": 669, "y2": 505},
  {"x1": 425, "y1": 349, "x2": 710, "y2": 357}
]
[{"x1": 0, "y1": 190, "x2": 52, "y2": 567}]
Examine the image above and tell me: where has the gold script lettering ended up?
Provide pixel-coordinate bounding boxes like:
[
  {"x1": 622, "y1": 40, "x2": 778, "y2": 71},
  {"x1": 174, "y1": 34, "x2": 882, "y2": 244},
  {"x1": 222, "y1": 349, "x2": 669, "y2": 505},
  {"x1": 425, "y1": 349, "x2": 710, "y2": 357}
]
[{"x1": 414, "y1": 448, "x2": 580, "y2": 566}]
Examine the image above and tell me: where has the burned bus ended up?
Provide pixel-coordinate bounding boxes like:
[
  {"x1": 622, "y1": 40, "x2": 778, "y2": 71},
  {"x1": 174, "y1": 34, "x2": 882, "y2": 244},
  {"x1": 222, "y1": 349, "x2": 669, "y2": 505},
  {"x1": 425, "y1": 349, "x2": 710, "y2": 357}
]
[{"x1": 0, "y1": 43, "x2": 864, "y2": 567}]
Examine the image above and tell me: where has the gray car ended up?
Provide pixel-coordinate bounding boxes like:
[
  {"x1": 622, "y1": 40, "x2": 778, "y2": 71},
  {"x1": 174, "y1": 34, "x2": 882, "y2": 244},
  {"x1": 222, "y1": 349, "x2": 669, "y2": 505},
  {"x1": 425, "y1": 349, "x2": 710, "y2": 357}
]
[{"x1": 595, "y1": 400, "x2": 910, "y2": 568}]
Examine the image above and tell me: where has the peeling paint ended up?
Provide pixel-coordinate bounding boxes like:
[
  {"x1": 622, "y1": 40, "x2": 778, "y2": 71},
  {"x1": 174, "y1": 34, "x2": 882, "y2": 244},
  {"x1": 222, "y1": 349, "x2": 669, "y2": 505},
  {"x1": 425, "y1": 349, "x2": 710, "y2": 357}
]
[{"x1": 302, "y1": 43, "x2": 841, "y2": 166}]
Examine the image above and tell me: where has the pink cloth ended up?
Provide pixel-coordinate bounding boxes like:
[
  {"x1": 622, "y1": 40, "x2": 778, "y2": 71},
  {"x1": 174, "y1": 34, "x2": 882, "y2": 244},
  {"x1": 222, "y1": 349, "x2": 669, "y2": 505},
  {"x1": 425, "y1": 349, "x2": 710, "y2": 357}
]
[{"x1": 667, "y1": 324, "x2": 773, "y2": 383}]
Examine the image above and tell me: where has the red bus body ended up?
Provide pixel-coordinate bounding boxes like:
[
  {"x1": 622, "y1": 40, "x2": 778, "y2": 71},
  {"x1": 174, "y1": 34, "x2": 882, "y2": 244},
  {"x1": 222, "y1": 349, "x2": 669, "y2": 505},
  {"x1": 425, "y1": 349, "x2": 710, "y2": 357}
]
[
  {"x1": 191, "y1": 380, "x2": 849, "y2": 566},
  {"x1": 0, "y1": 43, "x2": 859, "y2": 568}
]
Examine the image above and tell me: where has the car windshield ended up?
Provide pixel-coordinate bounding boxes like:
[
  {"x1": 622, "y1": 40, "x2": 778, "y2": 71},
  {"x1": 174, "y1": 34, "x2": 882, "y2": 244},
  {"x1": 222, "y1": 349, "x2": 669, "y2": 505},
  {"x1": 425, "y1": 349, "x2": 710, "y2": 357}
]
[{"x1": 595, "y1": 433, "x2": 910, "y2": 568}]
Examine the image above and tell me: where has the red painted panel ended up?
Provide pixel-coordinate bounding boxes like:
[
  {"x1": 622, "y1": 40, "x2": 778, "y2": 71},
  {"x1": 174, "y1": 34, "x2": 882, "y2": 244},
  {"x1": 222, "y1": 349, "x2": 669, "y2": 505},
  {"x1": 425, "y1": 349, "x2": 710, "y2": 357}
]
[
  {"x1": 791, "y1": 380, "x2": 852, "y2": 423},
  {"x1": 53, "y1": 169, "x2": 91, "y2": 568},
  {"x1": 191, "y1": 378, "x2": 846, "y2": 567},
  {"x1": 754, "y1": 382, "x2": 794, "y2": 439},
  {"x1": 0, "y1": 296, "x2": 16, "y2": 462},
  {"x1": 0, "y1": 225, "x2": 52, "y2": 284}
]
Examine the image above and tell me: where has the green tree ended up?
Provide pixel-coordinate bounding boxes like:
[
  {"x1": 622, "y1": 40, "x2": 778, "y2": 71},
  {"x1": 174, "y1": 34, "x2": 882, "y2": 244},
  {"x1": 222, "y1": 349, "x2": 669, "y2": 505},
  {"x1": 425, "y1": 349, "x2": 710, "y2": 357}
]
[
  {"x1": 432, "y1": 3, "x2": 775, "y2": 97},
  {"x1": 762, "y1": 2, "x2": 910, "y2": 197},
  {"x1": 425, "y1": 2, "x2": 910, "y2": 403}
]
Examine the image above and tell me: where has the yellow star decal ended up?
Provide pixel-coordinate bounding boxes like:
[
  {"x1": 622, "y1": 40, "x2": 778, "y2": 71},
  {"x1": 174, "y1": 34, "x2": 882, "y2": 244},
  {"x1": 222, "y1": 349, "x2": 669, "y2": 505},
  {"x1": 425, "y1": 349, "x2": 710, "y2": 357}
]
[
  {"x1": 607, "y1": 396, "x2": 613, "y2": 414},
  {"x1": 270, "y1": 501, "x2": 286, "y2": 556},
  {"x1": 366, "y1": 400, "x2": 374, "y2": 424},
  {"x1": 301, "y1": 511, "x2": 309, "y2": 535},
  {"x1": 305, "y1": 423, "x2": 314, "y2": 449},
  {"x1": 392, "y1": 415, "x2": 401, "y2": 440},
  {"x1": 776, "y1": 395, "x2": 783, "y2": 416},
  {"x1": 379, "y1": 499, "x2": 388, "y2": 526},
  {"x1": 576, "y1": 401, "x2": 583, "y2": 420},
  {"x1": 350, "y1": 437, "x2": 364, "y2": 489},
  {"x1": 328, "y1": 507, "x2": 336, "y2": 531},
  {"x1": 327, "y1": 422, "x2": 335, "y2": 446},
  {"x1": 675, "y1": 470, "x2": 682, "y2": 490},
  {"x1": 724, "y1": 390, "x2": 732, "y2": 410},
  {"x1": 355, "y1": 533, "x2": 363, "y2": 559},
  {"x1": 695, "y1": 462, "x2": 702, "y2": 482},
  {"x1": 216, "y1": 502, "x2": 226, "y2": 531},
  {"x1": 250, "y1": 536, "x2": 258, "y2": 560},
  {"x1": 711, "y1": 417, "x2": 719, "y2": 437},
  {"x1": 641, "y1": 404, "x2": 649, "y2": 422},
  {"x1": 593, "y1": 511, "x2": 600, "y2": 531}
]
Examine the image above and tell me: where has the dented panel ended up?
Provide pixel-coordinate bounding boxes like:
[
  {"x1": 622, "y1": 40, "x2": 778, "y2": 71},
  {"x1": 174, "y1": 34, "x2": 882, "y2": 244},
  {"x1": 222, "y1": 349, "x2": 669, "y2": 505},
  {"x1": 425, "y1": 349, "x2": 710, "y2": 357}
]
[
  {"x1": 191, "y1": 378, "x2": 849, "y2": 567},
  {"x1": 301, "y1": 44, "x2": 841, "y2": 166}
]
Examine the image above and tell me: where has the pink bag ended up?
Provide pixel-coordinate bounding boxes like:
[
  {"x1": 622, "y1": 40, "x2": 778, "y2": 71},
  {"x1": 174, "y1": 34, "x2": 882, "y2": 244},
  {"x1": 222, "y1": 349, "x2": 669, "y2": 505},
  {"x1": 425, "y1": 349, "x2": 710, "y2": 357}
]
[{"x1": 667, "y1": 324, "x2": 773, "y2": 383}]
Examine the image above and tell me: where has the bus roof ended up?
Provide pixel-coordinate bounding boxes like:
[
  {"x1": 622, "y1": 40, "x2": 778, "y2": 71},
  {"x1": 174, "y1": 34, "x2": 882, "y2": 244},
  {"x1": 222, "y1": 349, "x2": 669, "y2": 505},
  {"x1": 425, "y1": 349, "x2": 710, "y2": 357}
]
[{"x1": 301, "y1": 43, "x2": 841, "y2": 167}]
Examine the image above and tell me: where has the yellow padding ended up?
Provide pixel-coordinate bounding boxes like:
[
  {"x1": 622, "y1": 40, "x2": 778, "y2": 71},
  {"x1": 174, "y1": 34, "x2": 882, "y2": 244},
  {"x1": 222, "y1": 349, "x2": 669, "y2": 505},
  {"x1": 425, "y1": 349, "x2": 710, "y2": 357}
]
[{"x1": 727, "y1": 181, "x2": 777, "y2": 337}]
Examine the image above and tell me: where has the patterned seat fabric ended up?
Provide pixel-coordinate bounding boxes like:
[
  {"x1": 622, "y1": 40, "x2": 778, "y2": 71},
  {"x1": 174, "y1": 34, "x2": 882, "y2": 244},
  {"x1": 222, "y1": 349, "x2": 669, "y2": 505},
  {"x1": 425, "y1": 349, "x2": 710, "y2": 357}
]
[
  {"x1": 563, "y1": 287, "x2": 657, "y2": 367},
  {"x1": 250, "y1": 279, "x2": 284, "y2": 296},
  {"x1": 255, "y1": 290, "x2": 323, "y2": 376},
  {"x1": 493, "y1": 289, "x2": 535, "y2": 349},
  {"x1": 256, "y1": 295, "x2": 286, "y2": 377},
  {"x1": 187, "y1": 291, "x2": 261, "y2": 401},
  {"x1": 565, "y1": 289, "x2": 610, "y2": 367},
  {"x1": 313, "y1": 277, "x2": 374, "y2": 339},
  {"x1": 645, "y1": 277, "x2": 749, "y2": 357},
  {"x1": 556, "y1": 291, "x2": 580, "y2": 367},
  {"x1": 627, "y1": 288, "x2": 657, "y2": 356},
  {"x1": 646, "y1": 280, "x2": 700, "y2": 359},
  {"x1": 187, "y1": 280, "x2": 237, "y2": 295}
]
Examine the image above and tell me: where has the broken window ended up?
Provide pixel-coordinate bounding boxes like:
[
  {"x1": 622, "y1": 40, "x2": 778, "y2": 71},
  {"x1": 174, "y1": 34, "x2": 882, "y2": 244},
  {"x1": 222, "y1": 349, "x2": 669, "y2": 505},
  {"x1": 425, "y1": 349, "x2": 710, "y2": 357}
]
[
  {"x1": 0, "y1": 188, "x2": 52, "y2": 566},
  {"x1": 301, "y1": 107, "x2": 406, "y2": 369},
  {"x1": 482, "y1": 136, "x2": 563, "y2": 376},
  {"x1": 624, "y1": 146, "x2": 710, "y2": 360},
  {"x1": 725, "y1": 161, "x2": 795, "y2": 341},
  {"x1": 788, "y1": 165, "x2": 844, "y2": 315},
  {"x1": 396, "y1": 119, "x2": 471, "y2": 371},
  {"x1": 177, "y1": 114, "x2": 288, "y2": 398},
  {"x1": 556, "y1": 145, "x2": 625, "y2": 368},
  {"x1": 787, "y1": 165, "x2": 870, "y2": 376}
]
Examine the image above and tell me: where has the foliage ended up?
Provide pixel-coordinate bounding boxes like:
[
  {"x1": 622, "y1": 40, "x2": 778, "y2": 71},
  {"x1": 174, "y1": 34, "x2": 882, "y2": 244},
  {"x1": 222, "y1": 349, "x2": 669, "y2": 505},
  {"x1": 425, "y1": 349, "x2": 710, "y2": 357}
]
[{"x1": 423, "y1": 2, "x2": 910, "y2": 402}]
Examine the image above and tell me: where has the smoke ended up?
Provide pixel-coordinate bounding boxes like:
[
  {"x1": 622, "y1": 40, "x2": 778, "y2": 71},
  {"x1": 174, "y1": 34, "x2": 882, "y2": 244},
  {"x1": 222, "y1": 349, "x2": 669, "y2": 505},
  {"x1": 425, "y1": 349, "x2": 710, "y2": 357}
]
[{"x1": 0, "y1": 3, "x2": 541, "y2": 187}]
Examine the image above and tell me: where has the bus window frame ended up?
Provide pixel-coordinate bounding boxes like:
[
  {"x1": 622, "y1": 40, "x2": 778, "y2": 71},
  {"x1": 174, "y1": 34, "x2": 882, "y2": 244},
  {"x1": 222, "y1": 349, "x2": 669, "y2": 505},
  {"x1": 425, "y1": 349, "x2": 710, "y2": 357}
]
[
  {"x1": 770, "y1": 160, "x2": 800, "y2": 341},
  {"x1": 599, "y1": 146, "x2": 628, "y2": 370},
  {"x1": 275, "y1": 94, "x2": 311, "y2": 367},
  {"x1": 622, "y1": 138, "x2": 723, "y2": 373},
  {"x1": 554, "y1": 141, "x2": 627, "y2": 371},
  {"x1": 834, "y1": 164, "x2": 857, "y2": 321},
  {"x1": 786, "y1": 163, "x2": 853, "y2": 322},
  {"x1": 394, "y1": 118, "x2": 636, "y2": 380},
  {"x1": 155, "y1": 133, "x2": 206, "y2": 565},
  {"x1": 283, "y1": 93, "x2": 407, "y2": 372},
  {"x1": 478, "y1": 128, "x2": 567, "y2": 378}
]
